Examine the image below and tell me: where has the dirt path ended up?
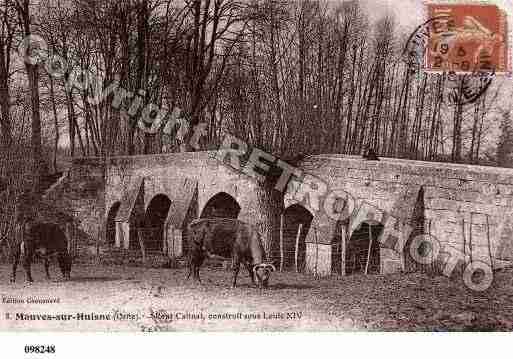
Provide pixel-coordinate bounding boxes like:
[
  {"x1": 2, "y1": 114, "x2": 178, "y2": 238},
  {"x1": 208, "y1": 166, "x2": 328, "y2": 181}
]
[{"x1": 1, "y1": 264, "x2": 512, "y2": 331}]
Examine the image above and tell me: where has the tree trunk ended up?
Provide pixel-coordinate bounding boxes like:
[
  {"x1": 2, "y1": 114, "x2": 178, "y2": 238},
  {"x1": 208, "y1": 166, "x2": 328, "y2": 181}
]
[
  {"x1": 49, "y1": 77, "x2": 60, "y2": 172},
  {"x1": 17, "y1": 0, "x2": 43, "y2": 193},
  {"x1": 255, "y1": 182, "x2": 284, "y2": 261},
  {"x1": 452, "y1": 77, "x2": 464, "y2": 163},
  {"x1": 0, "y1": 45, "x2": 11, "y2": 148}
]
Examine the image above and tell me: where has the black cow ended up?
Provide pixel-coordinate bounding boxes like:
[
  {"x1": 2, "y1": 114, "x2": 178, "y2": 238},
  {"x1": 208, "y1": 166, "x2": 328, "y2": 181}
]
[
  {"x1": 10, "y1": 222, "x2": 72, "y2": 283},
  {"x1": 187, "y1": 218, "x2": 276, "y2": 288}
]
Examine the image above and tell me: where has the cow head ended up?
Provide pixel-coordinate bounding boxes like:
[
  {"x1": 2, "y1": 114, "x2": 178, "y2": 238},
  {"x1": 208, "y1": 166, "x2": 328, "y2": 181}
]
[{"x1": 253, "y1": 263, "x2": 276, "y2": 288}]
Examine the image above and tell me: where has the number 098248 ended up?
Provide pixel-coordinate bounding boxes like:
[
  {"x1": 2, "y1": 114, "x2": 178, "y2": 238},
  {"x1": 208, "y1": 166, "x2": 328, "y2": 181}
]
[{"x1": 24, "y1": 345, "x2": 56, "y2": 354}]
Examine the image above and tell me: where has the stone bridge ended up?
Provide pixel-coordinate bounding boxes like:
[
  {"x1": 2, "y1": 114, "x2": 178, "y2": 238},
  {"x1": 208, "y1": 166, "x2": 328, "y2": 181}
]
[{"x1": 50, "y1": 151, "x2": 513, "y2": 277}]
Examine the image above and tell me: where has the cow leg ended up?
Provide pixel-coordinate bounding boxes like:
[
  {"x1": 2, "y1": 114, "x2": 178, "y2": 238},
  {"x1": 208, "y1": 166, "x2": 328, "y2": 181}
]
[
  {"x1": 57, "y1": 254, "x2": 66, "y2": 279},
  {"x1": 10, "y1": 247, "x2": 20, "y2": 283},
  {"x1": 57, "y1": 253, "x2": 72, "y2": 280},
  {"x1": 65, "y1": 254, "x2": 72, "y2": 280},
  {"x1": 194, "y1": 265, "x2": 201, "y2": 283},
  {"x1": 244, "y1": 262, "x2": 255, "y2": 286},
  {"x1": 22, "y1": 253, "x2": 34, "y2": 283},
  {"x1": 186, "y1": 254, "x2": 201, "y2": 283},
  {"x1": 185, "y1": 264, "x2": 198, "y2": 282},
  {"x1": 185, "y1": 262, "x2": 192, "y2": 281},
  {"x1": 232, "y1": 254, "x2": 241, "y2": 288},
  {"x1": 186, "y1": 253, "x2": 196, "y2": 282},
  {"x1": 44, "y1": 257, "x2": 51, "y2": 280},
  {"x1": 195, "y1": 252, "x2": 206, "y2": 283}
]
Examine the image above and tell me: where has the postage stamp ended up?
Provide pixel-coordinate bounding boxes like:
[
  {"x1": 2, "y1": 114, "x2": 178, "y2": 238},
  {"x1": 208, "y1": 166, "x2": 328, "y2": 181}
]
[
  {"x1": 402, "y1": 2, "x2": 510, "y2": 106},
  {"x1": 425, "y1": 3, "x2": 509, "y2": 73}
]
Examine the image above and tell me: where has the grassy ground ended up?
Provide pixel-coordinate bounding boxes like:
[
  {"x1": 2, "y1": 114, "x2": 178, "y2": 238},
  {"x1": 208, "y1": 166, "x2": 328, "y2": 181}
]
[{"x1": 0, "y1": 263, "x2": 512, "y2": 331}]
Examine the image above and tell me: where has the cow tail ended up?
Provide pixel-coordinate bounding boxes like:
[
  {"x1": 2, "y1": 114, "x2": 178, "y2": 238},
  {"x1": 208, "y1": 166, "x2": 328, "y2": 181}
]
[{"x1": 20, "y1": 241, "x2": 25, "y2": 257}]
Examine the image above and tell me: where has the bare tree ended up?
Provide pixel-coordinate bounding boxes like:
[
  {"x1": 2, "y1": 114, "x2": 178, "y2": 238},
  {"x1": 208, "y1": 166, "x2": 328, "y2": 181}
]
[
  {"x1": 0, "y1": 0, "x2": 14, "y2": 148},
  {"x1": 14, "y1": 0, "x2": 44, "y2": 193}
]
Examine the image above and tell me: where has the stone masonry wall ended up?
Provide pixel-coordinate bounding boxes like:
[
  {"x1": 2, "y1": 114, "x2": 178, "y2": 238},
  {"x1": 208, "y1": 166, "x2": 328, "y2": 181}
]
[
  {"x1": 104, "y1": 152, "x2": 264, "y2": 228},
  {"x1": 290, "y1": 155, "x2": 513, "y2": 275},
  {"x1": 44, "y1": 157, "x2": 105, "y2": 254},
  {"x1": 62, "y1": 152, "x2": 513, "y2": 276}
]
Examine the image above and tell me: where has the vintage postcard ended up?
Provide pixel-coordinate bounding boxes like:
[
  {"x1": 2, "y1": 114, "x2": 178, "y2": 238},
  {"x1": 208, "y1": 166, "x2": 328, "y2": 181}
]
[{"x1": 0, "y1": 0, "x2": 513, "y2": 338}]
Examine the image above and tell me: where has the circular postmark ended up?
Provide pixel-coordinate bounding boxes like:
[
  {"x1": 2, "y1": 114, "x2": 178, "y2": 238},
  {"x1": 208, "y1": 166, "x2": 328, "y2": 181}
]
[
  {"x1": 402, "y1": 14, "x2": 498, "y2": 106},
  {"x1": 402, "y1": 16, "x2": 450, "y2": 74}
]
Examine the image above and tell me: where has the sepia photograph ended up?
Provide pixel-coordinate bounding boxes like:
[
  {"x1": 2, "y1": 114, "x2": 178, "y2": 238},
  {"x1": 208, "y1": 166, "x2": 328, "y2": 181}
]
[{"x1": 0, "y1": 0, "x2": 512, "y2": 337}]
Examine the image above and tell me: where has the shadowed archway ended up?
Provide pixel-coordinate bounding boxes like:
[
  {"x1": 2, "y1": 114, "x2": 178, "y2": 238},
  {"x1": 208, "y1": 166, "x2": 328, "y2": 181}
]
[
  {"x1": 346, "y1": 222, "x2": 383, "y2": 275},
  {"x1": 200, "y1": 192, "x2": 241, "y2": 219},
  {"x1": 143, "y1": 194, "x2": 172, "y2": 252},
  {"x1": 106, "y1": 202, "x2": 121, "y2": 246},
  {"x1": 281, "y1": 204, "x2": 313, "y2": 271}
]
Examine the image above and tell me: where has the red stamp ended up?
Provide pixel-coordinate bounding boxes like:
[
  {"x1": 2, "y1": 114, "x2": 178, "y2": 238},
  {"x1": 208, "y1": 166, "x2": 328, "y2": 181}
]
[{"x1": 425, "y1": 3, "x2": 509, "y2": 73}]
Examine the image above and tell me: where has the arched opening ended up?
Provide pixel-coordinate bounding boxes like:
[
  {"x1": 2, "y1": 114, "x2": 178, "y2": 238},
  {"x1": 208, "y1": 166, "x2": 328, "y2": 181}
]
[
  {"x1": 106, "y1": 202, "x2": 121, "y2": 246},
  {"x1": 346, "y1": 222, "x2": 383, "y2": 275},
  {"x1": 200, "y1": 192, "x2": 241, "y2": 219},
  {"x1": 281, "y1": 204, "x2": 313, "y2": 271},
  {"x1": 143, "y1": 194, "x2": 172, "y2": 252}
]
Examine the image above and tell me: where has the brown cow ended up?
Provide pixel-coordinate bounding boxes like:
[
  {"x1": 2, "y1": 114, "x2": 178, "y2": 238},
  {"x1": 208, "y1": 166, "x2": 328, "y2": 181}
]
[
  {"x1": 10, "y1": 221, "x2": 72, "y2": 283},
  {"x1": 187, "y1": 218, "x2": 275, "y2": 288}
]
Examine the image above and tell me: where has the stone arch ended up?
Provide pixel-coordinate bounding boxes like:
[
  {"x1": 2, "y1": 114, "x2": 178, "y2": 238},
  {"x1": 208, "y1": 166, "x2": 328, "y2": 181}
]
[
  {"x1": 143, "y1": 194, "x2": 172, "y2": 252},
  {"x1": 346, "y1": 221, "x2": 384, "y2": 275},
  {"x1": 106, "y1": 201, "x2": 121, "y2": 246},
  {"x1": 281, "y1": 204, "x2": 314, "y2": 271},
  {"x1": 200, "y1": 192, "x2": 241, "y2": 219}
]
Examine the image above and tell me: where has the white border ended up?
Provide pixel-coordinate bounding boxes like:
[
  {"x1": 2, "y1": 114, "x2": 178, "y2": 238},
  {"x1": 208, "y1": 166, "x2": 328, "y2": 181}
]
[{"x1": 1, "y1": 332, "x2": 513, "y2": 359}]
